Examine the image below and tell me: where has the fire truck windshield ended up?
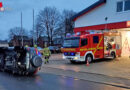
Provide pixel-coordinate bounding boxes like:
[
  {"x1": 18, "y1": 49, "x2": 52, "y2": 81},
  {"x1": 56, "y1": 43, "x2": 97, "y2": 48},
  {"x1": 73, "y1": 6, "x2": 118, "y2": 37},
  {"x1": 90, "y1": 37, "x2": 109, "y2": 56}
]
[{"x1": 63, "y1": 37, "x2": 80, "y2": 48}]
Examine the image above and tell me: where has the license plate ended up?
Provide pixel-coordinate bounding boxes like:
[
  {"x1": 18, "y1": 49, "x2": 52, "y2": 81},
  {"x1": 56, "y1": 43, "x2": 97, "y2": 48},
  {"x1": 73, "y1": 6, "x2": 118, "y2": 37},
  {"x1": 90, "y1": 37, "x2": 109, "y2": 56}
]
[{"x1": 66, "y1": 57, "x2": 72, "y2": 59}]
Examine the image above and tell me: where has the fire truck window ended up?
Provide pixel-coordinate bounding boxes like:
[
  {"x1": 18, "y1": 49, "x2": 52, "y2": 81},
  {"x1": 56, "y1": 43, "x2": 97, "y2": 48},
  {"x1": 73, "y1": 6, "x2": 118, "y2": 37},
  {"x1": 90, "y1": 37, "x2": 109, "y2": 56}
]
[
  {"x1": 93, "y1": 36, "x2": 99, "y2": 43},
  {"x1": 81, "y1": 38, "x2": 88, "y2": 46}
]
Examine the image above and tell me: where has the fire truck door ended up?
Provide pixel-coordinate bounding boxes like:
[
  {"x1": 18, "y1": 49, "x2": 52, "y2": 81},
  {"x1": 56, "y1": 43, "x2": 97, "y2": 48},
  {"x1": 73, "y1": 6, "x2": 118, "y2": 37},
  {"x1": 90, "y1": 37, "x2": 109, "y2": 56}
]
[
  {"x1": 80, "y1": 37, "x2": 90, "y2": 57},
  {"x1": 92, "y1": 35, "x2": 104, "y2": 59}
]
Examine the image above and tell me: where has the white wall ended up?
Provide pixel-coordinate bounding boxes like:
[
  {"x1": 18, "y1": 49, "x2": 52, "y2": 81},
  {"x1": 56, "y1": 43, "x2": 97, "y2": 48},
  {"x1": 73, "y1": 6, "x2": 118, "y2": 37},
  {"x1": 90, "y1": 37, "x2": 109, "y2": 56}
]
[
  {"x1": 75, "y1": 0, "x2": 130, "y2": 28},
  {"x1": 117, "y1": 28, "x2": 130, "y2": 56}
]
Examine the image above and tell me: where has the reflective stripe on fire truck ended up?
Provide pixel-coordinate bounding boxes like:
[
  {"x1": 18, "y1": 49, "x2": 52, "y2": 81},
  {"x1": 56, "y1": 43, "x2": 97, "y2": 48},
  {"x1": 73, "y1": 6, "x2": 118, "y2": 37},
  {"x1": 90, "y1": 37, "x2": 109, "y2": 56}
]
[
  {"x1": 62, "y1": 48, "x2": 76, "y2": 52},
  {"x1": 80, "y1": 35, "x2": 103, "y2": 53},
  {"x1": 80, "y1": 48, "x2": 95, "y2": 51}
]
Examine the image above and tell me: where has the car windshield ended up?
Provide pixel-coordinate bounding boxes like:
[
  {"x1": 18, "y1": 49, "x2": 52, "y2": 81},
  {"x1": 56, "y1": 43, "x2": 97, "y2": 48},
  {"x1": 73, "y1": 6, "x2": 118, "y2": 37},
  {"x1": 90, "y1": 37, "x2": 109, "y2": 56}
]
[{"x1": 63, "y1": 37, "x2": 80, "y2": 48}]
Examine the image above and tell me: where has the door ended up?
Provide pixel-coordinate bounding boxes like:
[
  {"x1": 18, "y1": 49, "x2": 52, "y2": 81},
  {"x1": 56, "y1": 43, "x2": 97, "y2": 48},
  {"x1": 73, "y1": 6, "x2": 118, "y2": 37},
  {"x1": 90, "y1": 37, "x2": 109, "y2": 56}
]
[
  {"x1": 92, "y1": 34, "x2": 104, "y2": 59},
  {"x1": 80, "y1": 36, "x2": 90, "y2": 58}
]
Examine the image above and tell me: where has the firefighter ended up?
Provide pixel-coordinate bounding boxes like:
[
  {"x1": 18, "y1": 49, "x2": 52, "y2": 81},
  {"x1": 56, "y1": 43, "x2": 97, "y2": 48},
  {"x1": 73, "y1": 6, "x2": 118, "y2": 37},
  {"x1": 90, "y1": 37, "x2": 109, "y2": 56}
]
[
  {"x1": 25, "y1": 45, "x2": 29, "y2": 47},
  {"x1": 43, "y1": 43, "x2": 51, "y2": 64},
  {"x1": 34, "y1": 44, "x2": 37, "y2": 48}
]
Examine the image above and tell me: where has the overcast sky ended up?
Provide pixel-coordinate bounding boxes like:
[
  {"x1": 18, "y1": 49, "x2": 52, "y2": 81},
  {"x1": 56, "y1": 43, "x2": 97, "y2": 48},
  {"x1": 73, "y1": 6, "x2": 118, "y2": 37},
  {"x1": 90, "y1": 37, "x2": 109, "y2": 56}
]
[{"x1": 0, "y1": 0, "x2": 98, "y2": 40}]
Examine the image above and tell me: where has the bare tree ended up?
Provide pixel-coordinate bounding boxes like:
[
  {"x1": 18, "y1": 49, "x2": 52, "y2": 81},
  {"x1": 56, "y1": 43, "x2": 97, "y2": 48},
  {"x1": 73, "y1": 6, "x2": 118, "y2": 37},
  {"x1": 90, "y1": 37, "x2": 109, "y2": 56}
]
[
  {"x1": 8, "y1": 27, "x2": 28, "y2": 40},
  {"x1": 62, "y1": 10, "x2": 76, "y2": 36},
  {"x1": 37, "y1": 7, "x2": 61, "y2": 45},
  {"x1": 33, "y1": 18, "x2": 44, "y2": 44}
]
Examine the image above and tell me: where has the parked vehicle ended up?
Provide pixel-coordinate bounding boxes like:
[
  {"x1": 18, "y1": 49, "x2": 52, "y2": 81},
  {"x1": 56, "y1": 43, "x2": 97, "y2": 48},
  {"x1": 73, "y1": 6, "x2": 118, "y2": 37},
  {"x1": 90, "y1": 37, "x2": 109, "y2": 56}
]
[
  {"x1": 55, "y1": 46, "x2": 61, "y2": 53},
  {"x1": 61, "y1": 32, "x2": 122, "y2": 64},
  {"x1": 48, "y1": 46, "x2": 60, "y2": 53},
  {"x1": 0, "y1": 46, "x2": 43, "y2": 75}
]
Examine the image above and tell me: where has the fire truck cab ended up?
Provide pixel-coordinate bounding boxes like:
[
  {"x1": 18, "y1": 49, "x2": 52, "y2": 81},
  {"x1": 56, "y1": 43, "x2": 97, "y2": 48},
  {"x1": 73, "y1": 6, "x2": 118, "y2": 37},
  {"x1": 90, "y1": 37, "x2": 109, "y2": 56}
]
[{"x1": 62, "y1": 32, "x2": 121, "y2": 63}]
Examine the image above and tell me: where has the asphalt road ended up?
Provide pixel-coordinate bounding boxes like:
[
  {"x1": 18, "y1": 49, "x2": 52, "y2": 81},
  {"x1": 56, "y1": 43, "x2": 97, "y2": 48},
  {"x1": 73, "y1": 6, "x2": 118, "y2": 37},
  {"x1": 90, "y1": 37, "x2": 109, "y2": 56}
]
[{"x1": 0, "y1": 72, "x2": 128, "y2": 90}]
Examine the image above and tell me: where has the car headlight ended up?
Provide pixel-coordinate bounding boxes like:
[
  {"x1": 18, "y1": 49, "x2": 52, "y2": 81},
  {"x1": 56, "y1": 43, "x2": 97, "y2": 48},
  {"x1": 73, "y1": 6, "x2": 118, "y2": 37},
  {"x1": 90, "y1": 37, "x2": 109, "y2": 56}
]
[
  {"x1": 63, "y1": 55, "x2": 65, "y2": 59},
  {"x1": 74, "y1": 57, "x2": 78, "y2": 60}
]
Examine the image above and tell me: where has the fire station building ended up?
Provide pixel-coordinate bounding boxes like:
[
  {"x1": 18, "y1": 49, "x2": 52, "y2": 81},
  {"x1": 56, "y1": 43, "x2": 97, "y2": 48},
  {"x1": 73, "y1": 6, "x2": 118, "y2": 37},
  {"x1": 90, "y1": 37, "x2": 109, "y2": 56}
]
[{"x1": 73, "y1": 0, "x2": 130, "y2": 56}]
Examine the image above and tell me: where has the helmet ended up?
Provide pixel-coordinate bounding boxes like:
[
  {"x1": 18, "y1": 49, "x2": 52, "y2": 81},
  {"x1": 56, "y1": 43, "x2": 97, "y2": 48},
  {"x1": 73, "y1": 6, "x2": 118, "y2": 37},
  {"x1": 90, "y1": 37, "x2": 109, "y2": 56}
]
[
  {"x1": 25, "y1": 45, "x2": 29, "y2": 47},
  {"x1": 34, "y1": 44, "x2": 37, "y2": 48},
  {"x1": 44, "y1": 42, "x2": 47, "y2": 47}
]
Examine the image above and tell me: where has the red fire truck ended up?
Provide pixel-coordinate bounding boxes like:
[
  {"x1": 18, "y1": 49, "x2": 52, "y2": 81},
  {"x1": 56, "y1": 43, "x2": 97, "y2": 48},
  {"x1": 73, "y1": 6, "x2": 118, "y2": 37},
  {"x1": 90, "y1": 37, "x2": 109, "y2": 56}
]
[{"x1": 62, "y1": 32, "x2": 122, "y2": 63}]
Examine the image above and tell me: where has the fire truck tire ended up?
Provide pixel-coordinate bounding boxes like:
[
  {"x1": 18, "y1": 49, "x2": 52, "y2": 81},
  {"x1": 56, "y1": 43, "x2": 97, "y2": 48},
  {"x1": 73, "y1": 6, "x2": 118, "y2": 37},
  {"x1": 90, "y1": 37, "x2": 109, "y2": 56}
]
[
  {"x1": 70, "y1": 60, "x2": 76, "y2": 64},
  {"x1": 85, "y1": 54, "x2": 93, "y2": 63},
  {"x1": 111, "y1": 52, "x2": 116, "y2": 59}
]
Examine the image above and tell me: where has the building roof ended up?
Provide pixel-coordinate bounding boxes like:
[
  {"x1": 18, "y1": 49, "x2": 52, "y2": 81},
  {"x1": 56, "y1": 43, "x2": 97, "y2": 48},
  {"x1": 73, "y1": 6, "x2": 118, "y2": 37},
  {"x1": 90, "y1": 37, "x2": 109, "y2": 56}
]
[{"x1": 72, "y1": 0, "x2": 106, "y2": 21}]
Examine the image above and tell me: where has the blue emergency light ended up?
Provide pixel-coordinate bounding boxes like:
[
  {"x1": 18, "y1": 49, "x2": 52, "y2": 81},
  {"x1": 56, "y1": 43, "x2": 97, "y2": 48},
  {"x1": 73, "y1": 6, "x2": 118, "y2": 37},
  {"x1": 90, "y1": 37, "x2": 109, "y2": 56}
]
[
  {"x1": 71, "y1": 52, "x2": 75, "y2": 56},
  {"x1": 64, "y1": 52, "x2": 68, "y2": 56}
]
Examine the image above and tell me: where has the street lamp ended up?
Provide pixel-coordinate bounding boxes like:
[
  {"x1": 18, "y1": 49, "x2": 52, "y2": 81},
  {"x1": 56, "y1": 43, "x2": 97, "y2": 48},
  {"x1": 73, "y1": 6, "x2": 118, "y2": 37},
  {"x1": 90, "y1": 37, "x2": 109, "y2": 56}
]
[{"x1": 105, "y1": 17, "x2": 108, "y2": 30}]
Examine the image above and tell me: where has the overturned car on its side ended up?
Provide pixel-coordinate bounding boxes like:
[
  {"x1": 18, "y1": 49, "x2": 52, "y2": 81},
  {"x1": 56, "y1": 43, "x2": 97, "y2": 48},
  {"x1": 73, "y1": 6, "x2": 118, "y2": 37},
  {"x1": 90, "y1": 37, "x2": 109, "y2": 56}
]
[{"x1": 0, "y1": 46, "x2": 43, "y2": 75}]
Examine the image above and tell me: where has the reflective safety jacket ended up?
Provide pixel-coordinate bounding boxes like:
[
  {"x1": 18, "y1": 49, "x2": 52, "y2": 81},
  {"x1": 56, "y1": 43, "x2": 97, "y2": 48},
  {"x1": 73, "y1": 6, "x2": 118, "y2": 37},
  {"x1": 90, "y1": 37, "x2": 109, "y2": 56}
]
[{"x1": 43, "y1": 47, "x2": 51, "y2": 57}]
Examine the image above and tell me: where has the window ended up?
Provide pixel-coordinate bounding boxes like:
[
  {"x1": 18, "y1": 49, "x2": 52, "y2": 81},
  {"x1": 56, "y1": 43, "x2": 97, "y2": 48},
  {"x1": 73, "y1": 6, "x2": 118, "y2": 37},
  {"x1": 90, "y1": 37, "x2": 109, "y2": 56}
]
[
  {"x1": 117, "y1": 1, "x2": 123, "y2": 12},
  {"x1": 93, "y1": 36, "x2": 99, "y2": 43},
  {"x1": 116, "y1": 0, "x2": 130, "y2": 12},
  {"x1": 124, "y1": 0, "x2": 130, "y2": 11},
  {"x1": 81, "y1": 38, "x2": 88, "y2": 46}
]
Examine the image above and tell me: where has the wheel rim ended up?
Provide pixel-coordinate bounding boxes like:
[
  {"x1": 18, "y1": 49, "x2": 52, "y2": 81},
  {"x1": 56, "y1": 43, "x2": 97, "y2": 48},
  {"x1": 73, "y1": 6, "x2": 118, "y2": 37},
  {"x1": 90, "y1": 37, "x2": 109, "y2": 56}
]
[
  {"x1": 87, "y1": 56, "x2": 92, "y2": 63},
  {"x1": 111, "y1": 53, "x2": 115, "y2": 59}
]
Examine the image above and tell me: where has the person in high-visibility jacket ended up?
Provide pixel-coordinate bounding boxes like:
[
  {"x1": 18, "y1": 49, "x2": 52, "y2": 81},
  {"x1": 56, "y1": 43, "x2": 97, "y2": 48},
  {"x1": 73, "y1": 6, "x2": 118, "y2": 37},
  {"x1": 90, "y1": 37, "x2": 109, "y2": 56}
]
[
  {"x1": 34, "y1": 44, "x2": 37, "y2": 48},
  {"x1": 33, "y1": 44, "x2": 42, "y2": 57},
  {"x1": 43, "y1": 43, "x2": 51, "y2": 64},
  {"x1": 25, "y1": 45, "x2": 29, "y2": 48}
]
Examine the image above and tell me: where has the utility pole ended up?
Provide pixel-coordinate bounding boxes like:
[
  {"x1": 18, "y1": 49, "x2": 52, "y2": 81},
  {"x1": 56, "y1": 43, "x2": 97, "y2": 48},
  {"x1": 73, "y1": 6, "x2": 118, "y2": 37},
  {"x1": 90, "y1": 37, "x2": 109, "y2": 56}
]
[
  {"x1": 21, "y1": 12, "x2": 23, "y2": 46},
  {"x1": 33, "y1": 9, "x2": 35, "y2": 46},
  {"x1": 105, "y1": 17, "x2": 108, "y2": 32}
]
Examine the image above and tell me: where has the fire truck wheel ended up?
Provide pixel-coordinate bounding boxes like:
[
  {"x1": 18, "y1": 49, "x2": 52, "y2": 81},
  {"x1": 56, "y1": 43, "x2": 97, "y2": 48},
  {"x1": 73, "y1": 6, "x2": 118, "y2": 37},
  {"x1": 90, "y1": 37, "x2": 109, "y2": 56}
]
[
  {"x1": 86, "y1": 55, "x2": 93, "y2": 63},
  {"x1": 111, "y1": 52, "x2": 116, "y2": 59},
  {"x1": 70, "y1": 60, "x2": 75, "y2": 64},
  {"x1": 70, "y1": 60, "x2": 76, "y2": 64}
]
